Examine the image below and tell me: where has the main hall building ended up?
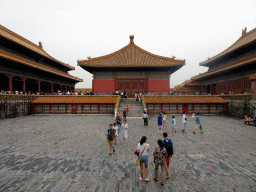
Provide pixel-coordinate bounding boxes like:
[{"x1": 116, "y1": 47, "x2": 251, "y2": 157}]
[{"x1": 78, "y1": 35, "x2": 185, "y2": 97}]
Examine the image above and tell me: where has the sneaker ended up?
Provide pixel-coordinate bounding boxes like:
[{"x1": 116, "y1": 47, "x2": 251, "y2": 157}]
[
  {"x1": 144, "y1": 178, "x2": 149, "y2": 182},
  {"x1": 139, "y1": 177, "x2": 143, "y2": 181},
  {"x1": 109, "y1": 153, "x2": 112, "y2": 155},
  {"x1": 113, "y1": 150, "x2": 115, "y2": 152},
  {"x1": 166, "y1": 174, "x2": 169, "y2": 179}
]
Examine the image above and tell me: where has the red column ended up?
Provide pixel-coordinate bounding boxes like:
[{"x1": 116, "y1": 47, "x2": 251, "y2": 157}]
[
  {"x1": 51, "y1": 83, "x2": 54, "y2": 93},
  {"x1": 38, "y1": 80, "x2": 41, "y2": 93},
  {"x1": 60, "y1": 85, "x2": 62, "y2": 92},
  {"x1": 65, "y1": 85, "x2": 67, "y2": 92},
  {"x1": 8, "y1": 75, "x2": 12, "y2": 92},
  {"x1": 23, "y1": 77, "x2": 26, "y2": 93},
  {"x1": 216, "y1": 83, "x2": 218, "y2": 95},
  {"x1": 241, "y1": 78, "x2": 244, "y2": 93}
]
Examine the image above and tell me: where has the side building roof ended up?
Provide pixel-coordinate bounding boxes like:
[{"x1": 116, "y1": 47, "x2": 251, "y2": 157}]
[
  {"x1": 143, "y1": 95, "x2": 227, "y2": 104},
  {"x1": 0, "y1": 25, "x2": 75, "y2": 70},
  {"x1": 78, "y1": 35, "x2": 185, "y2": 73},
  {"x1": 200, "y1": 27, "x2": 256, "y2": 66}
]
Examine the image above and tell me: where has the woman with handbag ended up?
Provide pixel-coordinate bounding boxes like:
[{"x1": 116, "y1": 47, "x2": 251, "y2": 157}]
[
  {"x1": 153, "y1": 139, "x2": 167, "y2": 186},
  {"x1": 137, "y1": 136, "x2": 150, "y2": 182}
]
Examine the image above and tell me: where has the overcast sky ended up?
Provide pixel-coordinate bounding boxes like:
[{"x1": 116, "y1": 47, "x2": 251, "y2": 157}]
[{"x1": 0, "y1": 0, "x2": 255, "y2": 88}]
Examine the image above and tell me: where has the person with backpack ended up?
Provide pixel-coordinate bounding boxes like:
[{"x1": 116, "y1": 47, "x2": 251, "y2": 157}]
[
  {"x1": 153, "y1": 139, "x2": 167, "y2": 186},
  {"x1": 162, "y1": 132, "x2": 173, "y2": 179},
  {"x1": 107, "y1": 124, "x2": 116, "y2": 155}
]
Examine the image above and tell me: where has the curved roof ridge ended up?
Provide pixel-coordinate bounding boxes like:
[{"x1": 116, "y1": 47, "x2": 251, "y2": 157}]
[
  {"x1": 0, "y1": 25, "x2": 74, "y2": 70},
  {"x1": 78, "y1": 42, "x2": 185, "y2": 63},
  {"x1": 200, "y1": 27, "x2": 256, "y2": 66}
]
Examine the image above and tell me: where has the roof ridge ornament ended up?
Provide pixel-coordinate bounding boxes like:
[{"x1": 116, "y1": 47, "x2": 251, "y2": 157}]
[
  {"x1": 242, "y1": 27, "x2": 247, "y2": 37},
  {"x1": 39, "y1": 41, "x2": 42, "y2": 48},
  {"x1": 129, "y1": 34, "x2": 134, "y2": 43}
]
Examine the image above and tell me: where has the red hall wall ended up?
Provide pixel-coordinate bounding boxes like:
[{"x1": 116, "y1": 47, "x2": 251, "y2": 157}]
[
  {"x1": 148, "y1": 79, "x2": 169, "y2": 93},
  {"x1": 93, "y1": 79, "x2": 115, "y2": 93}
]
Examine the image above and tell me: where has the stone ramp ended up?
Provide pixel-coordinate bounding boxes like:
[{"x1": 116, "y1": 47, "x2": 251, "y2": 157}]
[{"x1": 118, "y1": 98, "x2": 143, "y2": 117}]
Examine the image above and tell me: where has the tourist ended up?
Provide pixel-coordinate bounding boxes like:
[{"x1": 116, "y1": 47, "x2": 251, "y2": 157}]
[
  {"x1": 115, "y1": 116, "x2": 122, "y2": 135},
  {"x1": 121, "y1": 91, "x2": 124, "y2": 100},
  {"x1": 106, "y1": 124, "x2": 116, "y2": 155},
  {"x1": 15, "y1": 90, "x2": 18, "y2": 94},
  {"x1": 192, "y1": 112, "x2": 195, "y2": 120},
  {"x1": 123, "y1": 109, "x2": 127, "y2": 121},
  {"x1": 113, "y1": 123, "x2": 118, "y2": 145},
  {"x1": 136, "y1": 92, "x2": 139, "y2": 102},
  {"x1": 157, "y1": 113, "x2": 163, "y2": 133},
  {"x1": 193, "y1": 113, "x2": 203, "y2": 134},
  {"x1": 135, "y1": 92, "x2": 137, "y2": 100},
  {"x1": 153, "y1": 139, "x2": 167, "y2": 186},
  {"x1": 162, "y1": 112, "x2": 167, "y2": 128},
  {"x1": 125, "y1": 105, "x2": 129, "y2": 116},
  {"x1": 162, "y1": 132, "x2": 173, "y2": 179},
  {"x1": 121, "y1": 120, "x2": 128, "y2": 147},
  {"x1": 171, "y1": 116, "x2": 177, "y2": 133},
  {"x1": 182, "y1": 111, "x2": 187, "y2": 133},
  {"x1": 66, "y1": 91, "x2": 70, "y2": 95},
  {"x1": 143, "y1": 111, "x2": 149, "y2": 127},
  {"x1": 137, "y1": 136, "x2": 150, "y2": 182}
]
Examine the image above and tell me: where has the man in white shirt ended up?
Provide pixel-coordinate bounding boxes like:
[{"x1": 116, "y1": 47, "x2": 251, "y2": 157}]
[{"x1": 182, "y1": 111, "x2": 187, "y2": 133}]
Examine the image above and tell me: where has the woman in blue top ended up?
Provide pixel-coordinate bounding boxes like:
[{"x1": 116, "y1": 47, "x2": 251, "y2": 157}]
[
  {"x1": 193, "y1": 113, "x2": 203, "y2": 134},
  {"x1": 157, "y1": 113, "x2": 163, "y2": 133}
]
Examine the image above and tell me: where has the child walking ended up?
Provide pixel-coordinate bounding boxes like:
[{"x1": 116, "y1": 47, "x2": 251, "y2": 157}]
[
  {"x1": 171, "y1": 116, "x2": 177, "y2": 133},
  {"x1": 162, "y1": 112, "x2": 167, "y2": 128}
]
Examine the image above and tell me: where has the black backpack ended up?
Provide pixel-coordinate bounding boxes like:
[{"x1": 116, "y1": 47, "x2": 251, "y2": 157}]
[{"x1": 164, "y1": 139, "x2": 173, "y2": 156}]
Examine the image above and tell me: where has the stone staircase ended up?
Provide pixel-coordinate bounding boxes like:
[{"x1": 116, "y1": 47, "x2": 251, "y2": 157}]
[{"x1": 118, "y1": 98, "x2": 143, "y2": 117}]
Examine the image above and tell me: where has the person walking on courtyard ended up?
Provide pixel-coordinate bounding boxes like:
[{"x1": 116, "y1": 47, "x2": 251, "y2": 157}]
[
  {"x1": 137, "y1": 136, "x2": 150, "y2": 182},
  {"x1": 153, "y1": 139, "x2": 167, "y2": 186},
  {"x1": 122, "y1": 120, "x2": 128, "y2": 147},
  {"x1": 182, "y1": 111, "x2": 187, "y2": 133},
  {"x1": 121, "y1": 91, "x2": 124, "y2": 100},
  {"x1": 126, "y1": 105, "x2": 129, "y2": 116},
  {"x1": 136, "y1": 92, "x2": 139, "y2": 102},
  {"x1": 106, "y1": 124, "x2": 116, "y2": 155},
  {"x1": 115, "y1": 116, "x2": 122, "y2": 135},
  {"x1": 157, "y1": 113, "x2": 163, "y2": 133},
  {"x1": 113, "y1": 123, "x2": 118, "y2": 145},
  {"x1": 162, "y1": 132, "x2": 173, "y2": 179},
  {"x1": 171, "y1": 116, "x2": 177, "y2": 133},
  {"x1": 123, "y1": 109, "x2": 127, "y2": 121},
  {"x1": 143, "y1": 111, "x2": 149, "y2": 127},
  {"x1": 193, "y1": 113, "x2": 203, "y2": 134},
  {"x1": 162, "y1": 112, "x2": 167, "y2": 128}
]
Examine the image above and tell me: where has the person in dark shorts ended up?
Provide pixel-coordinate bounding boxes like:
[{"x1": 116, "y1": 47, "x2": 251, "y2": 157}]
[
  {"x1": 115, "y1": 116, "x2": 122, "y2": 135},
  {"x1": 107, "y1": 124, "x2": 116, "y2": 155},
  {"x1": 123, "y1": 109, "x2": 127, "y2": 120},
  {"x1": 162, "y1": 132, "x2": 173, "y2": 179}
]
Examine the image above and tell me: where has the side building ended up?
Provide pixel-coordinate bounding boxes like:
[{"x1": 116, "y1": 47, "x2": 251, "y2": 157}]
[
  {"x1": 0, "y1": 25, "x2": 82, "y2": 94},
  {"x1": 191, "y1": 27, "x2": 256, "y2": 95},
  {"x1": 78, "y1": 35, "x2": 185, "y2": 97}
]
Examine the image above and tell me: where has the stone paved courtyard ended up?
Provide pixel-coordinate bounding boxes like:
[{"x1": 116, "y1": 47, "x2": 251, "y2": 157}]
[{"x1": 0, "y1": 114, "x2": 256, "y2": 192}]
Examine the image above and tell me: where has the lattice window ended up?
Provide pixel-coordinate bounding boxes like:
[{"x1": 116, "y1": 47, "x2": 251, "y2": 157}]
[
  {"x1": 217, "y1": 104, "x2": 223, "y2": 110},
  {"x1": 91, "y1": 104, "x2": 98, "y2": 110},
  {"x1": 84, "y1": 104, "x2": 90, "y2": 110},
  {"x1": 67, "y1": 104, "x2": 72, "y2": 110},
  {"x1": 107, "y1": 104, "x2": 114, "y2": 110},
  {"x1": 170, "y1": 104, "x2": 176, "y2": 110},
  {"x1": 188, "y1": 104, "x2": 193, "y2": 110},
  {"x1": 155, "y1": 104, "x2": 160, "y2": 110},
  {"x1": 194, "y1": 104, "x2": 200, "y2": 110},
  {"x1": 148, "y1": 104, "x2": 154, "y2": 110},
  {"x1": 178, "y1": 104, "x2": 182, "y2": 110},
  {"x1": 59, "y1": 104, "x2": 65, "y2": 110},
  {"x1": 100, "y1": 104, "x2": 106, "y2": 110},
  {"x1": 43, "y1": 104, "x2": 49, "y2": 110},
  {"x1": 210, "y1": 104, "x2": 216, "y2": 110},
  {"x1": 51, "y1": 104, "x2": 58, "y2": 110},
  {"x1": 202, "y1": 104, "x2": 208, "y2": 110},
  {"x1": 36, "y1": 104, "x2": 42, "y2": 110},
  {"x1": 163, "y1": 104, "x2": 169, "y2": 110},
  {"x1": 77, "y1": 104, "x2": 82, "y2": 110}
]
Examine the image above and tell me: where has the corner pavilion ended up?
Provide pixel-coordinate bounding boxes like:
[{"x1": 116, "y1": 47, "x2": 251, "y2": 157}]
[{"x1": 78, "y1": 35, "x2": 185, "y2": 97}]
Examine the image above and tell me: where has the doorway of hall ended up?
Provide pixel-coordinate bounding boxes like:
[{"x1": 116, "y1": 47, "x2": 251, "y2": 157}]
[
  {"x1": 182, "y1": 104, "x2": 188, "y2": 114},
  {"x1": 116, "y1": 78, "x2": 147, "y2": 98}
]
